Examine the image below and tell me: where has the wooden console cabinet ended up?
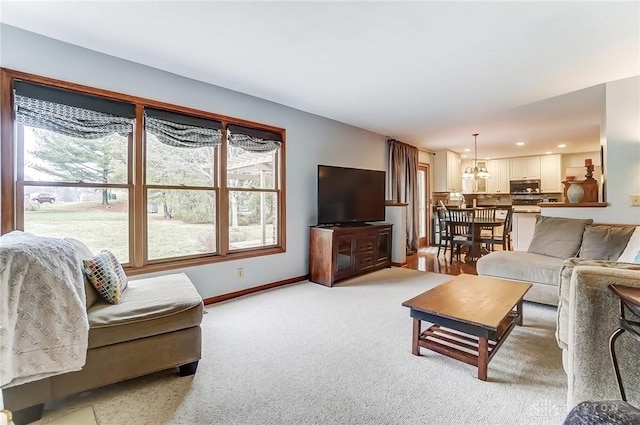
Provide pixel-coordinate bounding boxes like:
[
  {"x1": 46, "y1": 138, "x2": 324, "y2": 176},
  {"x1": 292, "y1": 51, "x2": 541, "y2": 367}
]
[{"x1": 309, "y1": 223, "x2": 392, "y2": 287}]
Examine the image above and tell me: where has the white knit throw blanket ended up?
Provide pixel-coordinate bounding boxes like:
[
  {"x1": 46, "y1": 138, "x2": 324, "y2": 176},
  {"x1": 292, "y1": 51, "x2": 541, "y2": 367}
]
[{"x1": 0, "y1": 231, "x2": 88, "y2": 388}]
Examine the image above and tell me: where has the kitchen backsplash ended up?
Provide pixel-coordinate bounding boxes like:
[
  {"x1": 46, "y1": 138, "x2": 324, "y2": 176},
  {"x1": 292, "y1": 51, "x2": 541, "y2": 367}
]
[{"x1": 433, "y1": 192, "x2": 562, "y2": 206}]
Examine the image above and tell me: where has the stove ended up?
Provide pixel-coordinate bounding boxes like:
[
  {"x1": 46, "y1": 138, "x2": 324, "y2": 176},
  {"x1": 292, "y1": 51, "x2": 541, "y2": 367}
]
[
  {"x1": 511, "y1": 194, "x2": 560, "y2": 205},
  {"x1": 511, "y1": 195, "x2": 545, "y2": 205}
]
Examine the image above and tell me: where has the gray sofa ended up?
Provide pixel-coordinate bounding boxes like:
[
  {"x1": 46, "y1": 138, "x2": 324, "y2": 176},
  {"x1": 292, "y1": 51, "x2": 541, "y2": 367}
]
[
  {"x1": 477, "y1": 217, "x2": 636, "y2": 306},
  {"x1": 477, "y1": 216, "x2": 640, "y2": 407},
  {"x1": 556, "y1": 259, "x2": 640, "y2": 408},
  {"x1": 2, "y1": 239, "x2": 204, "y2": 424}
]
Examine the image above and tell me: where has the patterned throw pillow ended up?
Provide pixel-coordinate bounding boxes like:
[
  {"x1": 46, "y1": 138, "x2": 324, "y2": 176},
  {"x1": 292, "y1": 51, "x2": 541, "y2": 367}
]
[{"x1": 82, "y1": 250, "x2": 128, "y2": 304}]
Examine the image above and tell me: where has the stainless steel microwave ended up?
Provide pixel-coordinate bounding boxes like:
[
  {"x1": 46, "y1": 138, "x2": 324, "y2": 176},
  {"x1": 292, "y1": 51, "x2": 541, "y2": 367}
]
[{"x1": 510, "y1": 179, "x2": 540, "y2": 194}]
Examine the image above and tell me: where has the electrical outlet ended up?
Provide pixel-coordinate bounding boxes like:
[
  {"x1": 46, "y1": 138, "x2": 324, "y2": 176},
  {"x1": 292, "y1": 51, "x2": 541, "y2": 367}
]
[
  {"x1": 236, "y1": 268, "x2": 244, "y2": 279},
  {"x1": 631, "y1": 194, "x2": 640, "y2": 206}
]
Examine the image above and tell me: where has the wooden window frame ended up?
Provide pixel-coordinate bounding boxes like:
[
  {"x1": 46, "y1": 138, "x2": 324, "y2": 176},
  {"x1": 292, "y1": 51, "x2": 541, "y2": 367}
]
[{"x1": 0, "y1": 68, "x2": 286, "y2": 275}]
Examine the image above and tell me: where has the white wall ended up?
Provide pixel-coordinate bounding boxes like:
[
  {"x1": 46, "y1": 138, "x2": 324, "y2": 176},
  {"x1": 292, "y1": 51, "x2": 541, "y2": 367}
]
[
  {"x1": 561, "y1": 151, "x2": 600, "y2": 169},
  {"x1": 0, "y1": 24, "x2": 387, "y2": 298},
  {"x1": 542, "y1": 76, "x2": 640, "y2": 224}
]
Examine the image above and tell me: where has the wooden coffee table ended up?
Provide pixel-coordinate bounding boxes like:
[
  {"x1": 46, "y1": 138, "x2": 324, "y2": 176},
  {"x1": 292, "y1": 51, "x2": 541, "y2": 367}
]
[{"x1": 402, "y1": 274, "x2": 532, "y2": 381}]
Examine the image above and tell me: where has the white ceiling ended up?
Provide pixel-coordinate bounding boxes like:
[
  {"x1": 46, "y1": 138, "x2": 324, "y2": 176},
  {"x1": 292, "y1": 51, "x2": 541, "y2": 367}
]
[{"x1": 1, "y1": 1, "x2": 638, "y2": 159}]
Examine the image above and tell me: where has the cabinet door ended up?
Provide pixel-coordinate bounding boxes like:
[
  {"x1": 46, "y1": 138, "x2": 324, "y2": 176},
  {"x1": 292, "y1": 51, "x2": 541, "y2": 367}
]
[
  {"x1": 475, "y1": 160, "x2": 488, "y2": 193},
  {"x1": 334, "y1": 234, "x2": 356, "y2": 279},
  {"x1": 461, "y1": 159, "x2": 474, "y2": 194},
  {"x1": 447, "y1": 151, "x2": 461, "y2": 192},
  {"x1": 510, "y1": 156, "x2": 540, "y2": 180},
  {"x1": 372, "y1": 229, "x2": 390, "y2": 266},
  {"x1": 524, "y1": 156, "x2": 541, "y2": 179},
  {"x1": 509, "y1": 158, "x2": 524, "y2": 180},
  {"x1": 434, "y1": 150, "x2": 462, "y2": 192},
  {"x1": 540, "y1": 154, "x2": 562, "y2": 192},
  {"x1": 433, "y1": 150, "x2": 448, "y2": 192},
  {"x1": 487, "y1": 159, "x2": 509, "y2": 193},
  {"x1": 513, "y1": 213, "x2": 537, "y2": 251},
  {"x1": 461, "y1": 158, "x2": 490, "y2": 193}
]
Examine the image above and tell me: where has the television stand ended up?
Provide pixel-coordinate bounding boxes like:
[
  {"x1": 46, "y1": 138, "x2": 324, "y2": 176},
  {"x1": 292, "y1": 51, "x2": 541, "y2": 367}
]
[{"x1": 309, "y1": 223, "x2": 392, "y2": 287}]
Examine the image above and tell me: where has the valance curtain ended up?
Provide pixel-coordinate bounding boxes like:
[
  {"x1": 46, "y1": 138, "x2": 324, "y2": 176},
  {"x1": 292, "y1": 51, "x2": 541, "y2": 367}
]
[
  {"x1": 387, "y1": 139, "x2": 419, "y2": 253},
  {"x1": 14, "y1": 81, "x2": 135, "y2": 139},
  {"x1": 227, "y1": 124, "x2": 281, "y2": 153},
  {"x1": 145, "y1": 108, "x2": 222, "y2": 148}
]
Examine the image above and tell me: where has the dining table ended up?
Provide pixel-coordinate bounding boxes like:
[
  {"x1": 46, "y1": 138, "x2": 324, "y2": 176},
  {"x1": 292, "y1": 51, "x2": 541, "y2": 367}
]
[{"x1": 445, "y1": 209, "x2": 505, "y2": 262}]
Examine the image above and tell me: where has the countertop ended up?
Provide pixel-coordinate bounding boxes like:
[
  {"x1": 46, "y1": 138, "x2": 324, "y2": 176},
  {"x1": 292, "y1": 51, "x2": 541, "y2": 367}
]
[{"x1": 512, "y1": 206, "x2": 541, "y2": 213}]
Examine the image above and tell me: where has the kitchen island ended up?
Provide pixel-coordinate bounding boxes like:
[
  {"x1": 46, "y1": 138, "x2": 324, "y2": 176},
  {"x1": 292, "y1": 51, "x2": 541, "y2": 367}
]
[{"x1": 511, "y1": 206, "x2": 540, "y2": 251}]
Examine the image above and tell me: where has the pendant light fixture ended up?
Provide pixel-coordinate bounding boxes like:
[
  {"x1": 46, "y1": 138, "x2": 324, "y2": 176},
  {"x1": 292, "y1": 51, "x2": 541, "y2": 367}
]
[{"x1": 462, "y1": 133, "x2": 491, "y2": 180}]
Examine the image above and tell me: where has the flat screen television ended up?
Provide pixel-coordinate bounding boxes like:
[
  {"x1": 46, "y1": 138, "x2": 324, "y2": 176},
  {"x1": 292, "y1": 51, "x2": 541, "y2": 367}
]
[{"x1": 317, "y1": 165, "x2": 386, "y2": 225}]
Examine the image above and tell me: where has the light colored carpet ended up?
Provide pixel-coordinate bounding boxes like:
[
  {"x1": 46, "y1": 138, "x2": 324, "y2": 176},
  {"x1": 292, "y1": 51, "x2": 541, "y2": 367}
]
[
  {"x1": 37, "y1": 268, "x2": 568, "y2": 424},
  {"x1": 36, "y1": 406, "x2": 96, "y2": 425}
]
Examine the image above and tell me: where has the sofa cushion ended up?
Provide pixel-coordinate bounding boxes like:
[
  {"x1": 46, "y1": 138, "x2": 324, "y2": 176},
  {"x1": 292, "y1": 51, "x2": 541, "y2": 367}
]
[
  {"x1": 618, "y1": 227, "x2": 640, "y2": 264},
  {"x1": 527, "y1": 216, "x2": 593, "y2": 259},
  {"x1": 83, "y1": 250, "x2": 128, "y2": 304},
  {"x1": 579, "y1": 225, "x2": 636, "y2": 261},
  {"x1": 65, "y1": 238, "x2": 100, "y2": 310},
  {"x1": 88, "y1": 273, "x2": 203, "y2": 349},
  {"x1": 476, "y1": 250, "x2": 565, "y2": 287}
]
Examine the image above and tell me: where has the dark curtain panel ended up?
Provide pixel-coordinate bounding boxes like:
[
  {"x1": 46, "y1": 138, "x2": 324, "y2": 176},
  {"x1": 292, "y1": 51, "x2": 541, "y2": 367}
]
[{"x1": 387, "y1": 139, "x2": 419, "y2": 253}]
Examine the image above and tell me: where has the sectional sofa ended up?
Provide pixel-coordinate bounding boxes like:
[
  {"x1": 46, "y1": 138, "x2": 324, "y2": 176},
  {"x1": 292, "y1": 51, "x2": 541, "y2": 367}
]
[
  {"x1": 477, "y1": 216, "x2": 640, "y2": 407},
  {"x1": 477, "y1": 216, "x2": 637, "y2": 306}
]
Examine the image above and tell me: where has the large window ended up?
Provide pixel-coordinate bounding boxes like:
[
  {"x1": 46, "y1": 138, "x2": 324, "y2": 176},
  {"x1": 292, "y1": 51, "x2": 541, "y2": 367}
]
[
  {"x1": 0, "y1": 70, "x2": 285, "y2": 273},
  {"x1": 227, "y1": 124, "x2": 282, "y2": 251}
]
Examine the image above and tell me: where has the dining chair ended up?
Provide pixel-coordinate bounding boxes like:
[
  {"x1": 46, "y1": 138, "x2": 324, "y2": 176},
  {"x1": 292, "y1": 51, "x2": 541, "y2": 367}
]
[
  {"x1": 481, "y1": 206, "x2": 513, "y2": 251},
  {"x1": 435, "y1": 206, "x2": 451, "y2": 258},
  {"x1": 474, "y1": 206, "x2": 497, "y2": 241},
  {"x1": 447, "y1": 208, "x2": 476, "y2": 264}
]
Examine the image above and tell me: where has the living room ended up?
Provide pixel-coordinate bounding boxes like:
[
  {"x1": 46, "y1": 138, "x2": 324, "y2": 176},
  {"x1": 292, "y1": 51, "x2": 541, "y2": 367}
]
[{"x1": 1, "y1": 2, "x2": 639, "y2": 424}]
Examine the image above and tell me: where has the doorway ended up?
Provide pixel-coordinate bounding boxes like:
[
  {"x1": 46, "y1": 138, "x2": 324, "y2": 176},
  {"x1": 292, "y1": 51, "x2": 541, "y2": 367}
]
[{"x1": 417, "y1": 164, "x2": 430, "y2": 247}]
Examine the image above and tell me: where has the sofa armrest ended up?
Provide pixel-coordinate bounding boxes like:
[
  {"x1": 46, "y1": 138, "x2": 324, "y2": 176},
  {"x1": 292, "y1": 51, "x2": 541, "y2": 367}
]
[
  {"x1": 557, "y1": 259, "x2": 640, "y2": 350},
  {"x1": 566, "y1": 266, "x2": 640, "y2": 408}
]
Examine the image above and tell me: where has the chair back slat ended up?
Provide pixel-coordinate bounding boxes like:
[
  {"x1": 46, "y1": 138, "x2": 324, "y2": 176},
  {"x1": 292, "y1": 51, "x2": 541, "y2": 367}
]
[{"x1": 474, "y1": 207, "x2": 496, "y2": 220}]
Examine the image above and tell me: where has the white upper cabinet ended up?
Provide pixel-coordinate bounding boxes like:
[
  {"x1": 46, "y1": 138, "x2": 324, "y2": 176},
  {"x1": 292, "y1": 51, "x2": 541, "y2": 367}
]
[
  {"x1": 540, "y1": 154, "x2": 562, "y2": 192},
  {"x1": 461, "y1": 159, "x2": 474, "y2": 194},
  {"x1": 434, "y1": 150, "x2": 462, "y2": 192},
  {"x1": 486, "y1": 159, "x2": 510, "y2": 193},
  {"x1": 509, "y1": 156, "x2": 541, "y2": 180},
  {"x1": 460, "y1": 159, "x2": 489, "y2": 193}
]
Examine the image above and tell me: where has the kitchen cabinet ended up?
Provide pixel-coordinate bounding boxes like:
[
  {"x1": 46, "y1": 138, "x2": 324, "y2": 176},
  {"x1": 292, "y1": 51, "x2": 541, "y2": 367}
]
[
  {"x1": 510, "y1": 156, "x2": 541, "y2": 180},
  {"x1": 461, "y1": 159, "x2": 473, "y2": 194},
  {"x1": 434, "y1": 150, "x2": 462, "y2": 192},
  {"x1": 540, "y1": 154, "x2": 562, "y2": 193},
  {"x1": 512, "y1": 212, "x2": 537, "y2": 251},
  {"x1": 460, "y1": 159, "x2": 488, "y2": 194},
  {"x1": 487, "y1": 159, "x2": 510, "y2": 193}
]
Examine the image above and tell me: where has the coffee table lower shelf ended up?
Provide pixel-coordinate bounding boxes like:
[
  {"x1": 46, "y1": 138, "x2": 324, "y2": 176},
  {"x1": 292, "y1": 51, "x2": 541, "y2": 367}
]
[{"x1": 413, "y1": 311, "x2": 520, "y2": 381}]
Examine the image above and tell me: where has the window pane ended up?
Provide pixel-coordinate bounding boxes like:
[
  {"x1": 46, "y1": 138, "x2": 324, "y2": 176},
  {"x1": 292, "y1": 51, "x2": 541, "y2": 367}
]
[
  {"x1": 23, "y1": 127, "x2": 127, "y2": 184},
  {"x1": 229, "y1": 191, "x2": 277, "y2": 250},
  {"x1": 227, "y1": 145, "x2": 277, "y2": 189},
  {"x1": 146, "y1": 132, "x2": 217, "y2": 187},
  {"x1": 23, "y1": 185, "x2": 129, "y2": 262},
  {"x1": 147, "y1": 189, "x2": 216, "y2": 260}
]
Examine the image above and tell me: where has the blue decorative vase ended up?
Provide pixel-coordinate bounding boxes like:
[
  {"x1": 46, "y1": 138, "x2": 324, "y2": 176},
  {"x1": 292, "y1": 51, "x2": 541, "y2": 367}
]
[{"x1": 567, "y1": 181, "x2": 585, "y2": 203}]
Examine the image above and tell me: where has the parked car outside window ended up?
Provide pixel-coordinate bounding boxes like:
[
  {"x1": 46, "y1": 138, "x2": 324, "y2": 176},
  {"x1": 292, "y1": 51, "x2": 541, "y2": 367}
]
[{"x1": 30, "y1": 193, "x2": 56, "y2": 204}]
